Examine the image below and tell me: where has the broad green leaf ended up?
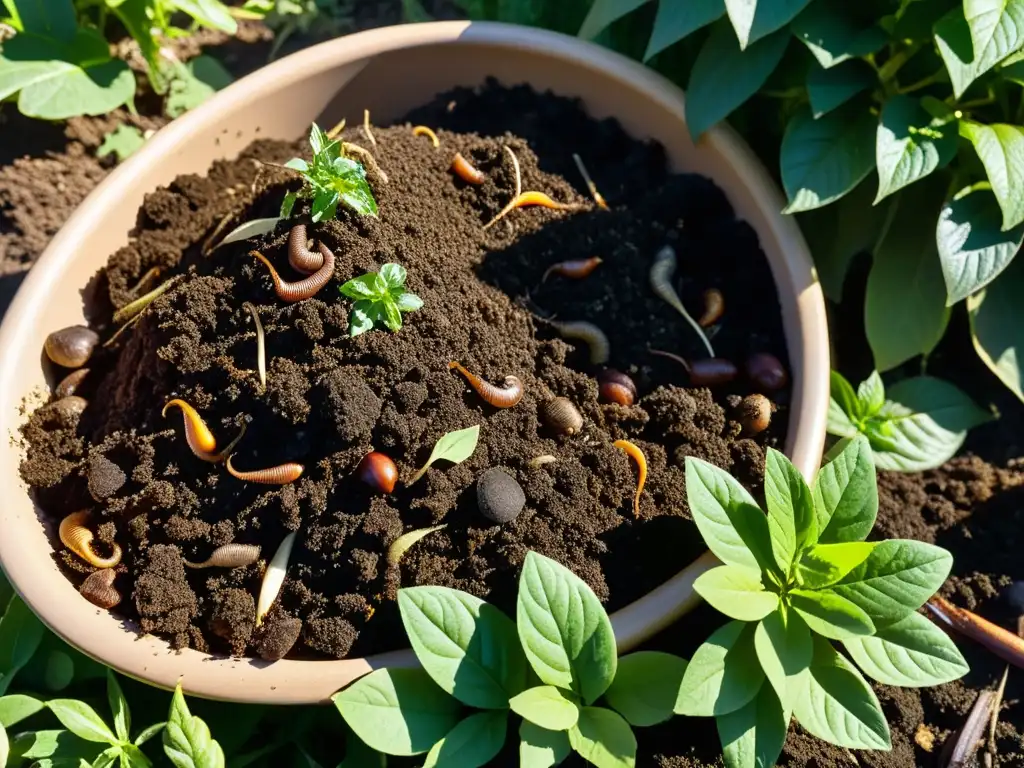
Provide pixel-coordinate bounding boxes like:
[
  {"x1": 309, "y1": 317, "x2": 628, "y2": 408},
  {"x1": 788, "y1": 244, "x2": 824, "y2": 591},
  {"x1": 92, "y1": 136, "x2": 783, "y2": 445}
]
[
  {"x1": 935, "y1": 7, "x2": 1018, "y2": 97},
  {"x1": 964, "y1": 1, "x2": 1024, "y2": 70},
  {"x1": 578, "y1": 0, "x2": 650, "y2": 39},
  {"x1": 856, "y1": 372, "x2": 885, "y2": 417},
  {"x1": 516, "y1": 552, "x2": 616, "y2": 705},
  {"x1": 795, "y1": 543, "x2": 875, "y2": 589},
  {"x1": 310, "y1": 190, "x2": 338, "y2": 222},
  {"x1": 0, "y1": 596, "x2": 43, "y2": 681},
  {"x1": 0, "y1": 693, "x2": 44, "y2": 726},
  {"x1": 333, "y1": 668, "x2": 461, "y2": 756},
  {"x1": 685, "y1": 458, "x2": 775, "y2": 576},
  {"x1": 134, "y1": 723, "x2": 165, "y2": 747},
  {"x1": 96, "y1": 125, "x2": 145, "y2": 163},
  {"x1": 348, "y1": 300, "x2": 381, "y2": 337},
  {"x1": 408, "y1": 425, "x2": 481, "y2": 484},
  {"x1": 567, "y1": 707, "x2": 636, "y2": 768},
  {"x1": 843, "y1": 611, "x2": 969, "y2": 686},
  {"x1": 790, "y1": 589, "x2": 875, "y2": 640},
  {"x1": 110, "y1": 0, "x2": 168, "y2": 95},
  {"x1": 833, "y1": 539, "x2": 953, "y2": 623},
  {"x1": 380, "y1": 263, "x2": 407, "y2": 291},
  {"x1": 938, "y1": 185, "x2": 1024, "y2": 304},
  {"x1": 603, "y1": 652, "x2": 688, "y2": 727},
  {"x1": 791, "y1": 636, "x2": 891, "y2": 750},
  {"x1": 92, "y1": 745, "x2": 122, "y2": 768},
  {"x1": 395, "y1": 293, "x2": 423, "y2": 312},
  {"x1": 961, "y1": 121, "x2": 1024, "y2": 230},
  {"x1": 519, "y1": 720, "x2": 571, "y2": 768},
  {"x1": 331, "y1": 158, "x2": 378, "y2": 217},
  {"x1": 865, "y1": 180, "x2": 950, "y2": 371},
  {"x1": 781, "y1": 106, "x2": 876, "y2": 213},
  {"x1": 162, "y1": 683, "x2": 225, "y2": 768},
  {"x1": 724, "y1": 0, "x2": 811, "y2": 48},
  {"x1": 645, "y1": 0, "x2": 723, "y2": 59},
  {"x1": 164, "y1": 56, "x2": 233, "y2": 118},
  {"x1": 754, "y1": 608, "x2": 812, "y2": 710},
  {"x1": 422, "y1": 710, "x2": 506, "y2": 768},
  {"x1": 969, "y1": 253, "x2": 1024, "y2": 402},
  {"x1": 168, "y1": 0, "x2": 236, "y2": 33},
  {"x1": 398, "y1": 586, "x2": 526, "y2": 708},
  {"x1": 8, "y1": 728, "x2": 100, "y2": 761},
  {"x1": 0, "y1": 720, "x2": 6, "y2": 768},
  {"x1": 790, "y1": 3, "x2": 888, "y2": 68},
  {"x1": 764, "y1": 448, "x2": 816, "y2": 570},
  {"x1": 381, "y1": 297, "x2": 403, "y2": 332},
  {"x1": 509, "y1": 686, "x2": 579, "y2": 731},
  {"x1": 807, "y1": 60, "x2": 874, "y2": 118},
  {"x1": 694, "y1": 565, "x2": 778, "y2": 621},
  {"x1": 47, "y1": 700, "x2": 117, "y2": 744},
  {"x1": 340, "y1": 274, "x2": 383, "y2": 301},
  {"x1": 826, "y1": 370, "x2": 861, "y2": 438},
  {"x1": 284, "y1": 158, "x2": 309, "y2": 173},
  {"x1": 685, "y1": 21, "x2": 789, "y2": 139},
  {"x1": 675, "y1": 621, "x2": 764, "y2": 717},
  {"x1": 812, "y1": 436, "x2": 878, "y2": 544},
  {"x1": 12, "y1": 0, "x2": 76, "y2": 41},
  {"x1": 107, "y1": 672, "x2": 130, "y2": 744},
  {"x1": 864, "y1": 376, "x2": 992, "y2": 472},
  {"x1": 121, "y1": 743, "x2": 152, "y2": 768},
  {"x1": 717, "y1": 683, "x2": 787, "y2": 768},
  {"x1": 875, "y1": 95, "x2": 957, "y2": 202}
]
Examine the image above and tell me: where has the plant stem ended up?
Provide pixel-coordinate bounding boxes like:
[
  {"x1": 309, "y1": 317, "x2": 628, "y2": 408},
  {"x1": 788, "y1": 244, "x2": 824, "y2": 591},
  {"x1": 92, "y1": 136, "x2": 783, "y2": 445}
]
[
  {"x1": 895, "y1": 70, "x2": 945, "y2": 95},
  {"x1": 877, "y1": 43, "x2": 923, "y2": 83},
  {"x1": 760, "y1": 87, "x2": 804, "y2": 100}
]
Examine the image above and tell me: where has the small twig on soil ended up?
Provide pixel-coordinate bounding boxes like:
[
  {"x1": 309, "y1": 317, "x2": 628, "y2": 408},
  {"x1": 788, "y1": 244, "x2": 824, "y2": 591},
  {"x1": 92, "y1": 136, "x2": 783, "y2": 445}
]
[
  {"x1": 573, "y1": 153, "x2": 609, "y2": 210},
  {"x1": 362, "y1": 109, "x2": 376, "y2": 148},
  {"x1": 343, "y1": 141, "x2": 388, "y2": 184},
  {"x1": 508, "y1": 145, "x2": 522, "y2": 199},
  {"x1": 112, "y1": 275, "x2": 182, "y2": 325},
  {"x1": 986, "y1": 665, "x2": 1009, "y2": 767},
  {"x1": 128, "y1": 266, "x2": 161, "y2": 297},
  {"x1": 326, "y1": 118, "x2": 346, "y2": 140},
  {"x1": 927, "y1": 596, "x2": 1024, "y2": 670},
  {"x1": 648, "y1": 346, "x2": 692, "y2": 373},
  {"x1": 102, "y1": 312, "x2": 142, "y2": 348},
  {"x1": 942, "y1": 689, "x2": 995, "y2": 768}
]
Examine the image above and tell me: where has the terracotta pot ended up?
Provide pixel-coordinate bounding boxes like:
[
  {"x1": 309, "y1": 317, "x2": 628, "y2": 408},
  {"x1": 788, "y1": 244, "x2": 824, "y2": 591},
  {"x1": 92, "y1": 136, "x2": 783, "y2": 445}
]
[{"x1": 0, "y1": 21, "x2": 829, "y2": 704}]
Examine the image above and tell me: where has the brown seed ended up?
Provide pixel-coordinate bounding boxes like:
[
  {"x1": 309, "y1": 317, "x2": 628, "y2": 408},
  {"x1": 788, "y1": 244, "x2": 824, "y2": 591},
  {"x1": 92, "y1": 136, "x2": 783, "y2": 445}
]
[
  {"x1": 50, "y1": 395, "x2": 88, "y2": 419},
  {"x1": 44, "y1": 326, "x2": 99, "y2": 368},
  {"x1": 358, "y1": 451, "x2": 398, "y2": 493},
  {"x1": 54, "y1": 368, "x2": 89, "y2": 398},
  {"x1": 79, "y1": 569, "x2": 121, "y2": 610},
  {"x1": 598, "y1": 370, "x2": 636, "y2": 406},
  {"x1": 738, "y1": 394, "x2": 772, "y2": 435},
  {"x1": 689, "y1": 358, "x2": 738, "y2": 386},
  {"x1": 699, "y1": 288, "x2": 724, "y2": 327},
  {"x1": 746, "y1": 353, "x2": 788, "y2": 391},
  {"x1": 541, "y1": 397, "x2": 584, "y2": 435}
]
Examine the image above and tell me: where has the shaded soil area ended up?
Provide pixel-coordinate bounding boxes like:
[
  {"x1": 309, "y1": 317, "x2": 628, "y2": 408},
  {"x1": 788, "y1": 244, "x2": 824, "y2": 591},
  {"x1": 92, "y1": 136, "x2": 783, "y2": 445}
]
[{"x1": 18, "y1": 82, "x2": 789, "y2": 662}]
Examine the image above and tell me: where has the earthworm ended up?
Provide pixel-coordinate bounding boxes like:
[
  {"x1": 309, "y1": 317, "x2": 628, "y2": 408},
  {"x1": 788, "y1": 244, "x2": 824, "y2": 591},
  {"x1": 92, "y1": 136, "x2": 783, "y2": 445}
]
[
  {"x1": 113, "y1": 275, "x2": 182, "y2": 324},
  {"x1": 484, "y1": 191, "x2": 581, "y2": 231},
  {"x1": 551, "y1": 321, "x2": 610, "y2": 365},
  {"x1": 162, "y1": 399, "x2": 247, "y2": 463},
  {"x1": 650, "y1": 245, "x2": 715, "y2": 357},
  {"x1": 79, "y1": 568, "x2": 121, "y2": 609},
  {"x1": 542, "y1": 257, "x2": 602, "y2": 283},
  {"x1": 55, "y1": 368, "x2": 89, "y2": 399},
  {"x1": 226, "y1": 456, "x2": 305, "y2": 485},
  {"x1": 287, "y1": 224, "x2": 323, "y2": 274},
  {"x1": 528, "y1": 455, "x2": 557, "y2": 468},
  {"x1": 242, "y1": 301, "x2": 266, "y2": 390},
  {"x1": 250, "y1": 245, "x2": 335, "y2": 302},
  {"x1": 59, "y1": 511, "x2": 122, "y2": 569},
  {"x1": 448, "y1": 361, "x2": 524, "y2": 408},
  {"x1": 362, "y1": 109, "x2": 376, "y2": 147},
  {"x1": 451, "y1": 153, "x2": 485, "y2": 185},
  {"x1": 699, "y1": 288, "x2": 724, "y2": 327},
  {"x1": 927, "y1": 597, "x2": 1024, "y2": 670},
  {"x1": 184, "y1": 543, "x2": 262, "y2": 569},
  {"x1": 613, "y1": 439, "x2": 647, "y2": 516},
  {"x1": 573, "y1": 153, "x2": 609, "y2": 210},
  {"x1": 257, "y1": 531, "x2": 297, "y2": 625},
  {"x1": 413, "y1": 125, "x2": 440, "y2": 147}
]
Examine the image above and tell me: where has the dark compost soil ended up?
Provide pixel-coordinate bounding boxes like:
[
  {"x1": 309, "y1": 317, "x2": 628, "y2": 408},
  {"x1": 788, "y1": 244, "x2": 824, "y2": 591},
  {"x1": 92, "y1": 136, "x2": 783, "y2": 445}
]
[{"x1": 17, "y1": 82, "x2": 790, "y2": 662}]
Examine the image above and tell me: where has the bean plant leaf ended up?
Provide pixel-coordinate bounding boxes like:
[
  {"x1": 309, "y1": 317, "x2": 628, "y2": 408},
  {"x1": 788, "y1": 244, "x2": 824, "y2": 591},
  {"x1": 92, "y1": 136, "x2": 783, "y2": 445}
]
[
  {"x1": 422, "y1": 710, "x2": 507, "y2": 768},
  {"x1": 164, "y1": 56, "x2": 234, "y2": 118},
  {"x1": 795, "y1": 543, "x2": 875, "y2": 589},
  {"x1": 0, "y1": 720, "x2": 6, "y2": 768},
  {"x1": 395, "y1": 293, "x2": 424, "y2": 312},
  {"x1": 380, "y1": 263, "x2": 407, "y2": 290},
  {"x1": 162, "y1": 683, "x2": 225, "y2": 768},
  {"x1": 603, "y1": 652, "x2": 688, "y2": 727},
  {"x1": 644, "y1": 0, "x2": 723, "y2": 60},
  {"x1": 0, "y1": 596, "x2": 44, "y2": 683},
  {"x1": 857, "y1": 372, "x2": 885, "y2": 416},
  {"x1": 716, "y1": 683, "x2": 787, "y2": 768},
  {"x1": 408, "y1": 425, "x2": 481, "y2": 484},
  {"x1": 96, "y1": 125, "x2": 146, "y2": 163},
  {"x1": 577, "y1": 0, "x2": 650, "y2": 39},
  {"x1": 842, "y1": 611, "x2": 969, "y2": 687},
  {"x1": 509, "y1": 686, "x2": 579, "y2": 731},
  {"x1": 754, "y1": 608, "x2": 812, "y2": 711},
  {"x1": 968, "y1": 253, "x2": 1024, "y2": 402},
  {"x1": 11, "y1": 0, "x2": 76, "y2": 41},
  {"x1": 167, "y1": 0, "x2": 236, "y2": 33},
  {"x1": 567, "y1": 707, "x2": 636, "y2": 768},
  {"x1": 675, "y1": 621, "x2": 764, "y2": 717},
  {"x1": 789, "y1": 589, "x2": 875, "y2": 640},
  {"x1": 960, "y1": 121, "x2": 1024, "y2": 231},
  {"x1": 875, "y1": 95, "x2": 957, "y2": 202},
  {"x1": 519, "y1": 720, "x2": 571, "y2": 768},
  {"x1": 0, "y1": 694, "x2": 44, "y2": 727},
  {"x1": 694, "y1": 565, "x2": 778, "y2": 622},
  {"x1": 764, "y1": 448, "x2": 816, "y2": 571},
  {"x1": 517, "y1": 552, "x2": 617, "y2": 705},
  {"x1": 107, "y1": 671, "x2": 130, "y2": 743},
  {"x1": 790, "y1": 2, "x2": 888, "y2": 68},
  {"x1": 938, "y1": 185, "x2": 1024, "y2": 305},
  {"x1": 935, "y1": 7, "x2": 1019, "y2": 97},
  {"x1": 723, "y1": 0, "x2": 811, "y2": 48},
  {"x1": 46, "y1": 700, "x2": 117, "y2": 744},
  {"x1": 827, "y1": 371, "x2": 862, "y2": 438},
  {"x1": 806, "y1": 60, "x2": 874, "y2": 118},
  {"x1": 811, "y1": 434, "x2": 877, "y2": 544}
]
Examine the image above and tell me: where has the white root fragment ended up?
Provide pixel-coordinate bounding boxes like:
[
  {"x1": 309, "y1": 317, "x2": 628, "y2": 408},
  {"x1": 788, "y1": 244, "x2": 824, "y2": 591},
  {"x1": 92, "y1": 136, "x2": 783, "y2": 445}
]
[
  {"x1": 528, "y1": 455, "x2": 557, "y2": 468},
  {"x1": 649, "y1": 245, "x2": 715, "y2": 357},
  {"x1": 387, "y1": 525, "x2": 446, "y2": 567},
  {"x1": 362, "y1": 109, "x2": 376, "y2": 147},
  {"x1": 573, "y1": 153, "x2": 609, "y2": 210},
  {"x1": 242, "y1": 301, "x2": 267, "y2": 391},
  {"x1": 256, "y1": 531, "x2": 297, "y2": 626}
]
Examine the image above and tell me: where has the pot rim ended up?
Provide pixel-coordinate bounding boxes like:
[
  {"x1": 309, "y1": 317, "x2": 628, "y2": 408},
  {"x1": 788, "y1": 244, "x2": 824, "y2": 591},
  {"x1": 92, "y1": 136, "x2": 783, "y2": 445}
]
[{"x1": 0, "y1": 20, "x2": 829, "y2": 704}]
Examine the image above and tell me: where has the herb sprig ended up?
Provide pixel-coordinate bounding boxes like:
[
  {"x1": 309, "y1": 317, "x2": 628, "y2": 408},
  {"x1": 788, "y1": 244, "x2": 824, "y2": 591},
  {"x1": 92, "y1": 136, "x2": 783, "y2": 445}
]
[
  {"x1": 339, "y1": 263, "x2": 423, "y2": 337},
  {"x1": 282, "y1": 123, "x2": 378, "y2": 222}
]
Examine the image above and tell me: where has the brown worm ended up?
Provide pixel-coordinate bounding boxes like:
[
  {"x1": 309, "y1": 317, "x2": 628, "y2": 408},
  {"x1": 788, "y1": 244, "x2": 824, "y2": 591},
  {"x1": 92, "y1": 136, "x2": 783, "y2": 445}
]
[
  {"x1": 250, "y1": 245, "x2": 335, "y2": 303},
  {"x1": 699, "y1": 288, "x2": 724, "y2": 327},
  {"x1": 226, "y1": 455, "x2": 305, "y2": 485},
  {"x1": 542, "y1": 257, "x2": 603, "y2": 283},
  {"x1": 449, "y1": 361, "x2": 524, "y2": 407},
  {"x1": 59, "y1": 511, "x2": 122, "y2": 569},
  {"x1": 287, "y1": 224, "x2": 323, "y2": 274},
  {"x1": 551, "y1": 321, "x2": 610, "y2": 365},
  {"x1": 184, "y1": 543, "x2": 262, "y2": 569},
  {"x1": 163, "y1": 399, "x2": 246, "y2": 463},
  {"x1": 451, "y1": 153, "x2": 486, "y2": 185},
  {"x1": 927, "y1": 596, "x2": 1024, "y2": 670}
]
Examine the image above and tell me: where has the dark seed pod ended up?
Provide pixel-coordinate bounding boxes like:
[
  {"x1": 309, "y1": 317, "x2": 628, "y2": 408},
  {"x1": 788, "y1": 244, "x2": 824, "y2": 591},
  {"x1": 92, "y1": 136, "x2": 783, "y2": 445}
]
[
  {"x1": 50, "y1": 395, "x2": 89, "y2": 419},
  {"x1": 79, "y1": 569, "x2": 121, "y2": 609},
  {"x1": 746, "y1": 353, "x2": 788, "y2": 391},
  {"x1": 688, "y1": 358, "x2": 738, "y2": 386},
  {"x1": 44, "y1": 326, "x2": 99, "y2": 368},
  {"x1": 358, "y1": 451, "x2": 398, "y2": 493},
  {"x1": 477, "y1": 468, "x2": 526, "y2": 524},
  {"x1": 541, "y1": 397, "x2": 584, "y2": 435},
  {"x1": 598, "y1": 370, "x2": 636, "y2": 406},
  {"x1": 257, "y1": 616, "x2": 303, "y2": 661},
  {"x1": 738, "y1": 394, "x2": 772, "y2": 435},
  {"x1": 55, "y1": 368, "x2": 89, "y2": 398}
]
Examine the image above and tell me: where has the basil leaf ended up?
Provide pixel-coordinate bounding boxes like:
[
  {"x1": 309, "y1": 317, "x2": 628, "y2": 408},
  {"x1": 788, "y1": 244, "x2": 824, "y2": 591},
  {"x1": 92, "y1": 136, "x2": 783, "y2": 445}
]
[
  {"x1": 567, "y1": 707, "x2": 636, "y2": 768},
  {"x1": 577, "y1": 0, "x2": 650, "y2": 39},
  {"x1": 968, "y1": 253, "x2": 1024, "y2": 402},
  {"x1": 422, "y1": 710, "x2": 507, "y2": 768},
  {"x1": 693, "y1": 565, "x2": 779, "y2": 622},
  {"x1": 379, "y1": 263, "x2": 406, "y2": 290},
  {"x1": 162, "y1": 683, "x2": 225, "y2": 768},
  {"x1": 856, "y1": 372, "x2": 885, "y2": 417},
  {"x1": 790, "y1": 589, "x2": 875, "y2": 640},
  {"x1": 814, "y1": 434, "x2": 878, "y2": 547},
  {"x1": 134, "y1": 723, "x2": 165, "y2": 747},
  {"x1": 381, "y1": 297, "x2": 403, "y2": 332},
  {"x1": 107, "y1": 671, "x2": 131, "y2": 744},
  {"x1": 827, "y1": 372, "x2": 861, "y2": 438},
  {"x1": 717, "y1": 683, "x2": 787, "y2": 768},
  {"x1": 790, "y1": 2, "x2": 887, "y2": 68},
  {"x1": 46, "y1": 700, "x2": 118, "y2": 744},
  {"x1": 0, "y1": 693, "x2": 44, "y2": 727},
  {"x1": 795, "y1": 542, "x2": 876, "y2": 589},
  {"x1": 408, "y1": 424, "x2": 481, "y2": 485},
  {"x1": 509, "y1": 686, "x2": 579, "y2": 731},
  {"x1": 960, "y1": 121, "x2": 1024, "y2": 231},
  {"x1": 519, "y1": 719, "x2": 570, "y2": 768},
  {"x1": 723, "y1": 0, "x2": 811, "y2": 48},
  {"x1": 644, "y1": 0, "x2": 723, "y2": 60},
  {"x1": 310, "y1": 190, "x2": 338, "y2": 223},
  {"x1": 333, "y1": 158, "x2": 378, "y2": 217},
  {"x1": 764, "y1": 448, "x2": 817, "y2": 570},
  {"x1": 807, "y1": 60, "x2": 874, "y2": 118},
  {"x1": 675, "y1": 621, "x2": 764, "y2": 717},
  {"x1": 754, "y1": 608, "x2": 812, "y2": 711},
  {"x1": 875, "y1": 95, "x2": 957, "y2": 202},
  {"x1": 339, "y1": 274, "x2": 381, "y2": 301},
  {"x1": 395, "y1": 292, "x2": 424, "y2": 313},
  {"x1": 517, "y1": 552, "x2": 617, "y2": 705},
  {"x1": 603, "y1": 652, "x2": 688, "y2": 727},
  {"x1": 843, "y1": 611, "x2": 969, "y2": 687}
]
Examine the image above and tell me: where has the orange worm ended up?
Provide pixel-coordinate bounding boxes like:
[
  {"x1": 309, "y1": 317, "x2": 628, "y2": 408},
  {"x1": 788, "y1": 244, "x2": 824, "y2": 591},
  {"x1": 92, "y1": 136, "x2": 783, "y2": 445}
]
[
  {"x1": 250, "y1": 245, "x2": 335, "y2": 303},
  {"x1": 542, "y1": 257, "x2": 603, "y2": 283},
  {"x1": 287, "y1": 224, "x2": 324, "y2": 274},
  {"x1": 162, "y1": 399, "x2": 246, "y2": 462},
  {"x1": 449, "y1": 361, "x2": 524, "y2": 408},
  {"x1": 927, "y1": 596, "x2": 1024, "y2": 670},
  {"x1": 699, "y1": 288, "x2": 724, "y2": 327},
  {"x1": 413, "y1": 125, "x2": 440, "y2": 147},
  {"x1": 451, "y1": 153, "x2": 485, "y2": 185},
  {"x1": 226, "y1": 455, "x2": 305, "y2": 485},
  {"x1": 614, "y1": 439, "x2": 647, "y2": 516},
  {"x1": 484, "y1": 191, "x2": 581, "y2": 230},
  {"x1": 60, "y1": 511, "x2": 122, "y2": 569}
]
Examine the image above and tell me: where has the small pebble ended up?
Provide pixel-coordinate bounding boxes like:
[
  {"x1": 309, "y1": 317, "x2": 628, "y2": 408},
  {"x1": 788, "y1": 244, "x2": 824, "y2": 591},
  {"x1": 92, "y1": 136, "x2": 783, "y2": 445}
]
[
  {"x1": 88, "y1": 454, "x2": 127, "y2": 501},
  {"x1": 1005, "y1": 580, "x2": 1024, "y2": 610},
  {"x1": 256, "y1": 616, "x2": 303, "y2": 661},
  {"x1": 44, "y1": 326, "x2": 99, "y2": 368},
  {"x1": 746, "y1": 353, "x2": 788, "y2": 391},
  {"x1": 476, "y1": 467, "x2": 526, "y2": 524}
]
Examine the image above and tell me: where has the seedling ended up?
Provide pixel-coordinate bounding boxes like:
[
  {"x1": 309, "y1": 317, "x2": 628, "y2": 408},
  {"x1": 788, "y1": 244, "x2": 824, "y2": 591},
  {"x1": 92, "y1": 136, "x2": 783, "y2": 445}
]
[
  {"x1": 334, "y1": 551, "x2": 687, "y2": 768},
  {"x1": 676, "y1": 436, "x2": 969, "y2": 768},
  {"x1": 339, "y1": 264, "x2": 422, "y2": 337},
  {"x1": 281, "y1": 123, "x2": 378, "y2": 222}
]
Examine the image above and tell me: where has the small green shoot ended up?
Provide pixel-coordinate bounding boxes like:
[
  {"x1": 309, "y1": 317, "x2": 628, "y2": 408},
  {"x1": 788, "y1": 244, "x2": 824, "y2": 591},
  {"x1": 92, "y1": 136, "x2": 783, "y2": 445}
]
[
  {"x1": 97, "y1": 125, "x2": 147, "y2": 163},
  {"x1": 281, "y1": 123, "x2": 378, "y2": 222},
  {"x1": 406, "y1": 425, "x2": 479, "y2": 485},
  {"x1": 339, "y1": 263, "x2": 422, "y2": 337}
]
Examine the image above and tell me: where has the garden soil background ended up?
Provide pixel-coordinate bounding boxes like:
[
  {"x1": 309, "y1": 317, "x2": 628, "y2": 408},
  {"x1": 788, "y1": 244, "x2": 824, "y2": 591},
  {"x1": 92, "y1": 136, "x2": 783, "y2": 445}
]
[{"x1": 2, "y1": 8, "x2": 1023, "y2": 768}]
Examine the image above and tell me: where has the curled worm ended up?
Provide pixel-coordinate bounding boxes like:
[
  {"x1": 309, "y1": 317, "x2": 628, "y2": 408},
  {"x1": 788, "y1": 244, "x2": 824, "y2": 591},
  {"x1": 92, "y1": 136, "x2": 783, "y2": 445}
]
[
  {"x1": 449, "y1": 361, "x2": 524, "y2": 408},
  {"x1": 542, "y1": 257, "x2": 602, "y2": 283},
  {"x1": 250, "y1": 244, "x2": 335, "y2": 302},
  {"x1": 613, "y1": 440, "x2": 647, "y2": 516},
  {"x1": 287, "y1": 224, "x2": 323, "y2": 274},
  {"x1": 451, "y1": 153, "x2": 485, "y2": 185},
  {"x1": 162, "y1": 399, "x2": 246, "y2": 462},
  {"x1": 484, "y1": 191, "x2": 580, "y2": 231},
  {"x1": 184, "y1": 543, "x2": 262, "y2": 569},
  {"x1": 60, "y1": 511, "x2": 121, "y2": 569},
  {"x1": 650, "y1": 245, "x2": 715, "y2": 357},
  {"x1": 413, "y1": 125, "x2": 440, "y2": 147},
  {"x1": 551, "y1": 321, "x2": 610, "y2": 365},
  {"x1": 226, "y1": 455, "x2": 305, "y2": 485}
]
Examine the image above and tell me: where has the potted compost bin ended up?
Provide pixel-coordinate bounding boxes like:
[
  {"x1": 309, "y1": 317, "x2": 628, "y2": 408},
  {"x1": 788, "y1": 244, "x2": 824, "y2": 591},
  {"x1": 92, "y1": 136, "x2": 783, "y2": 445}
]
[{"x1": 0, "y1": 21, "x2": 829, "y2": 704}]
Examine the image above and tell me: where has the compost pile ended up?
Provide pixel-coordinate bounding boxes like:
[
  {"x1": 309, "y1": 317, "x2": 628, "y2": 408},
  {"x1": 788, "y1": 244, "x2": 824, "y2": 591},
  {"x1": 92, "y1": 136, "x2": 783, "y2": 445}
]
[{"x1": 19, "y1": 82, "x2": 789, "y2": 661}]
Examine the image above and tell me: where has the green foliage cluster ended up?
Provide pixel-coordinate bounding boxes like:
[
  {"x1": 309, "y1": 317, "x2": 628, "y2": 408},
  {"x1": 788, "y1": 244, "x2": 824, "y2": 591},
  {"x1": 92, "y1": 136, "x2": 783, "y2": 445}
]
[
  {"x1": 281, "y1": 123, "x2": 378, "y2": 222},
  {"x1": 339, "y1": 262, "x2": 423, "y2": 336}
]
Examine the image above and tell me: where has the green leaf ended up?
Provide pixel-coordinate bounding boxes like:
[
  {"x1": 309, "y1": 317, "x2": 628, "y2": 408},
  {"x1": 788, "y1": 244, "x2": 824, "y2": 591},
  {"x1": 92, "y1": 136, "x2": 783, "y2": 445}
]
[
  {"x1": 121, "y1": 743, "x2": 152, "y2": 768},
  {"x1": 96, "y1": 125, "x2": 145, "y2": 163},
  {"x1": 381, "y1": 298, "x2": 403, "y2": 332},
  {"x1": 395, "y1": 293, "x2": 424, "y2": 313},
  {"x1": 516, "y1": 552, "x2": 617, "y2": 705},
  {"x1": 790, "y1": 2, "x2": 887, "y2": 68},
  {"x1": 333, "y1": 668, "x2": 461, "y2": 757},
  {"x1": 865, "y1": 180, "x2": 950, "y2": 371},
  {"x1": 0, "y1": 693, "x2": 44, "y2": 726},
  {"x1": 795, "y1": 543, "x2": 875, "y2": 589},
  {"x1": 408, "y1": 425, "x2": 481, "y2": 485},
  {"x1": 0, "y1": 720, "x2": 7, "y2": 768},
  {"x1": 519, "y1": 720, "x2": 570, "y2": 768},
  {"x1": 685, "y1": 21, "x2": 789, "y2": 139},
  {"x1": 843, "y1": 610, "x2": 969, "y2": 687},
  {"x1": 724, "y1": 0, "x2": 811, "y2": 48},
  {"x1": 0, "y1": 596, "x2": 44, "y2": 680},
  {"x1": 217, "y1": 217, "x2": 281, "y2": 248},
  {"x1": 807, "y1": 60, "x2": 874, "y2": 118},
  {"x1": 832, "y1": 539, "x2": 953, "y2": 623},
  {"x1": 110, "y1": 0, "x2": 168, "y2": 95},
  {"x1": 167, "y1": 0, "x2": 236, "y2": 33},
  {"x1": 567, "y1": 707, "x2": 636, "y2": 768},
  {"x1": 754, "y1": 608, "x2": 812, "y2": 710},
  {"x1": 348, "y1": 300, "x2": 381, "y2": 338},
  {"x1": 875, "y1": 95, "x2": 958, "y2": 202},
  {"x1": 827, "y1": 370, "x2": 861, "y2": 438},
  {"x1": 333, "y1": 159, "x2": 378, "y2": 217},
  {"x1": 398, "y1": 586, "x2": 526, "y2": 708},
  {"x1": 310, "y1": 190, "x2": 339, "y2": 223},
  {"x1": 603, "y1": 652, "x2": 688, "y2": 727},
  {"x1": 964, "y1": 0, "x2": 1024, "y2": 72},
  {"x1": 12, "y1": 0, "x2": 76, "y2": 41},
  {"x1": 812, "y1": 436, "x2": 878, "y2": 544},
  {"x1": 789, "y1": 589, "x2": 875, "y2": 640},
  {"x1": 781, "y1": 105, "x2": 876, "y2": 213},
  {"x1": 791, "y1": 636, "x2": 891, "y2": 750},
  {"x1": 279, "y1": 191, "x2": 297, "y2": 219},
  {"x1": 164, "y1": 56, "x2": 233, "y2": 118},
  {"x1": 284, "y1": 158, "x2": 309, "y2": 173},
  {"x1": 937, "y1": 185, "x2": 1024, "y2": 304},
  {"x1": 764, "y1": 447, "x2": 816, "y2": 570},
  {"x1": 106, "y1": 672, "x2": 130, "y2": 744},
  {"x1": 422, "y1": 710, "x2": 506, "y2": 768},
  {"x1": 134, "y1": 723, "x2": 165, "y2": 747},
  {"x1": 968, "y1": 253, "x2": 1024, "y2": 402},
  {"x1": 693, "y1": 565, "x2": 779, "y2": 621},
  {"x1": 8, "y1": 728, "x2": 100, "y2": 762},
  {"x1": 675, "y1": 621, "x2": 764, "y2": 717},
  {"x1": 864, "y1": 376, "x2": 992, "y2": 472},
  {"x1": 717, "y1": 683, "x2": 787, "y2": 768},
  {"x1": 309, "y1": 123, "x2": 329, "y2": 155},
  {"x1": 856, "y1": 372, "x2": 885, "y2": 416},
  {"x1": 509, "y1": 686, "x2": 579, "y2": 731},
  {"x1": 92, "y1": 745, "x2": 122, "y2": 768},
  {"x1": 379, "y1": 263, "x2": 407, "y2": 291},
  {"x1": 577, "y1": 0, "x2": 650, "y2": 38},
  {"x1": 961, "y1": 121, "x2": 1024, "y2": 230},
  {"x1": 644, "y1": 0, "x2": 723, "y2": 59},
  {"x1": 340, "y1": 275, "x2": 383, "y2": 301},
  {"x1": 935, "y1": 6, "x2": 1016, "y2": 97},
  {"x1": 162, "y1": 683, "x2": 225, "y2": 768},
  {"x1": 47, "y1": 701, "x2": 118, "y2": 744},
  {"x1": 684, "y1": 457, "x2": 776, "y2": 576}
]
